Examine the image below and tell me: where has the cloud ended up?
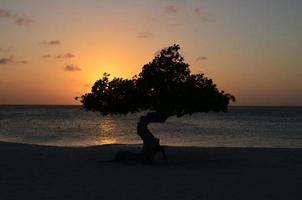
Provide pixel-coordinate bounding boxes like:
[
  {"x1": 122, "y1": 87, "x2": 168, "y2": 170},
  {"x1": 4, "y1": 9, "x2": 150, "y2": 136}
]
[
  {"x1": 137, "y1": 32, "x2": 154, "y2": 39},
  {"x1": 40, "y1": 40, "x2": 61, "y2": 45},
  {"x1": 0, "y1": 57, "x2": 13, "y2": 64},
  {"x1": 0, "y1": 8, "x2": 33, "y2": 26},
  {"x1": 194, "y1": 8, "x2": 202, "y2": 15},
  {"x1": 195, "y1": 56, "x2": 208, "y2": 61},
  {"x1": 193, "y1": 7, "x2": 209, "y2": 21},
  {"x1": 42, "y1": 54, "x2": 51, "y2": 58},
  {"x1": 164, "y1": 5, "x2": 180, "y2": 14},
  {"x1": 17, "y1": 60, "x2": 28, "y2": 64},
  {"x1": 64, "y1": 64, "x2": 81, "y2": 72},
  {"x1": 14, "y1": 17, "x2": 33, "y2": 25},
  {"x1": 57, "y1": 53, "x2": 75, "y2": 59},
  {"x1": 0, "y1": 57, "x2": 28, "y2": 64},
  {"x1": 0, "y1": 9, "x2": 10, "y2": 17}
]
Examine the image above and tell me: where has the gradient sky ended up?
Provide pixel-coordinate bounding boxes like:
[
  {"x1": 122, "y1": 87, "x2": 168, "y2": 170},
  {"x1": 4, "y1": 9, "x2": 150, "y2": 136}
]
[{"x1": 0, "y1": 0, "x2": 301, "y2": 105}]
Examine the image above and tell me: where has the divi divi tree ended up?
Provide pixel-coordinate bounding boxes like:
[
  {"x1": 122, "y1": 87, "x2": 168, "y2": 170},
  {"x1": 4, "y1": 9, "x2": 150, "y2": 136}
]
[{"x1": 78, "y1": 44, "x2": 235, "y2": 163}]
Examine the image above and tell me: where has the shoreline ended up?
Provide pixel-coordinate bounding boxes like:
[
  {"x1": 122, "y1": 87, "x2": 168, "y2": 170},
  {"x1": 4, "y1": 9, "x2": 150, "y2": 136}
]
[
  {"x1": 1, "y1": 141, "x2": 302, "y2": 199},
  {"x1": 1, "y1": 104, "x2": 302, "y2": 108},
  {"x1": 4, "y1": 140, "x2": 302, "y2": 149}
]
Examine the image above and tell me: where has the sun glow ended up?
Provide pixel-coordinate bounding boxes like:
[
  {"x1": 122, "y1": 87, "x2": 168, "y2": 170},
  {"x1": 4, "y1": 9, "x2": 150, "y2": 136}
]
[
  {"x1": 94, "y1": 118, "x2": 118, "y2": 145},
  {"x1": 1, "y1": 0, "x2": 301, "y2": 105}
]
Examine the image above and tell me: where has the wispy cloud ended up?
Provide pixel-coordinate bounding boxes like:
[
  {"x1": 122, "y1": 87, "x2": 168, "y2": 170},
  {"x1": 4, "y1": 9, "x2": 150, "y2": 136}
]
[
  {"x1": 0, "y1": 57, "x2": 13, "y2": 64},
  {"x1": 64, "y1": 64, "x2": 81, "y2": 72},
  {"x1": 57, "y1": 53, "x2": 75, "y2": 59},
  {"x1": 137, "y1": 32, "x2": 154, "y2": 39},
  {"x1": 196, "y1": 56, "x2": 208, "y2": 62},
  {"x1": 193, "y1": 7, "x2": 209, "y2": 21},
  {"x1": 164, "y1": 5, "x2": 180, "y2": 14},
  {"x1": 17, "y1": 60, "x2": 28, "y2": 64},
  {"x1": 0, "y1": 8, "x2": 33, "y2": 26},
  {"x1": 194, "y1": 8, "x2": 202, "y2": 15},
  {"x1": 42, "y1": 54, "x2": 51, "y2": 58},
  {"x1": 0, "y1": 57, "x2": 28, "y2": 64},
  {"x1": 14, "y1": 17, "x2": 33, "y2": 25},
  {"x1": 0, "y1": 9, "x2": 10, "y2": 17},
  {"x1": 40, "y1": 40, "x2": 61, "y2": 45}
]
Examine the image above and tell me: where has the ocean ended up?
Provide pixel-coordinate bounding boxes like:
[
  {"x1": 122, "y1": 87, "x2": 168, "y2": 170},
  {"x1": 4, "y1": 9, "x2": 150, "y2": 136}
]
[{"x1": 0, "y1": 105, "x2": 301, "y2": 148}]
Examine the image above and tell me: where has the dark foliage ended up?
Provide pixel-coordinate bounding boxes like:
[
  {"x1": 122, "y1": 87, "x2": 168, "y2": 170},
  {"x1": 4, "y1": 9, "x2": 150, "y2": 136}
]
[{"x1": 78, "y1": 44, "x2": 235, "y2": 118}]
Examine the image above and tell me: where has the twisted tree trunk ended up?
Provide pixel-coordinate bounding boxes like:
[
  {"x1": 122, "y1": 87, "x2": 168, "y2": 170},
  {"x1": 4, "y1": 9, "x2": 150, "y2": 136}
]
[
  {"x1": 137, "y1": 112, "x2": 168, "y2": 163},
  {"x1": 115, "y1": 112, "x2": 168, "y2": 163}
]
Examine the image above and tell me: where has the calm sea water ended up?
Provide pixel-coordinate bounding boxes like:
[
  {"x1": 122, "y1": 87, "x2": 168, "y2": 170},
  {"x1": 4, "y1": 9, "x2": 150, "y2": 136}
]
[{"x1": 0, "y1": 105, "x2": 301, "y2": 148}]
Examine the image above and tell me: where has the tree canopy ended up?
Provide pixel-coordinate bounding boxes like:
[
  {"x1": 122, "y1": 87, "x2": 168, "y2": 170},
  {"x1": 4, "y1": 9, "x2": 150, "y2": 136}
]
[{"x1": 79, "y1": 44, "x2": 235, "y2": 118}]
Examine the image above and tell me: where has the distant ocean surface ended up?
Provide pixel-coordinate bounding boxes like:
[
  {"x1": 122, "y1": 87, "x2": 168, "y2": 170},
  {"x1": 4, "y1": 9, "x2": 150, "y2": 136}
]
[{"x1": 0, "y1": 105, "x2": 301, "y2": 148}]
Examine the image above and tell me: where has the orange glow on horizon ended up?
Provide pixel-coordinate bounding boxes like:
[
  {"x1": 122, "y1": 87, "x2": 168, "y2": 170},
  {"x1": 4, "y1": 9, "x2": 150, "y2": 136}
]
[{"x1": 1, "y1": 1, "x2": 301, "y2": 106}]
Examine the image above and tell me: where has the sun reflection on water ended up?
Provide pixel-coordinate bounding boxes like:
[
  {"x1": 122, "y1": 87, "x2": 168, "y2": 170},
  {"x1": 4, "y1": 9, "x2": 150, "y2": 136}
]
[{"x1": 94, "y1": 117, "x2": 118, "y2": 145}]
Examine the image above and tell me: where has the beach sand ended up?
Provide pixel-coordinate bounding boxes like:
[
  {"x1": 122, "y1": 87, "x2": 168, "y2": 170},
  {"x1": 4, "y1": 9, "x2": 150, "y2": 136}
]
[{"x1": 0, "y1": 141, "x2": 302, "y2": 200}]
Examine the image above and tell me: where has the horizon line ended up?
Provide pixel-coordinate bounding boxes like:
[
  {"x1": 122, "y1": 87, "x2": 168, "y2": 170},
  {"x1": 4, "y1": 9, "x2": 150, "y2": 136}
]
[{"x1": 0, "y1": 104, "x2": 302, "y2": 108}]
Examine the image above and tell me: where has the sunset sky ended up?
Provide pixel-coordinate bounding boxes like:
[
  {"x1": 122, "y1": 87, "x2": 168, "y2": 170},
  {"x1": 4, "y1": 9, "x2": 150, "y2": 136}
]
[{"x1": 0, "y1": 0, "x2": 301, "y2": 106}]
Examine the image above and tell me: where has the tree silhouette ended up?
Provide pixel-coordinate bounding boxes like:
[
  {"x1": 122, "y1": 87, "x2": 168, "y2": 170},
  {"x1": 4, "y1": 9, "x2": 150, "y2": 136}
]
[{"x1": 78, "y1": 44, "x2": 235, "y2": 163}]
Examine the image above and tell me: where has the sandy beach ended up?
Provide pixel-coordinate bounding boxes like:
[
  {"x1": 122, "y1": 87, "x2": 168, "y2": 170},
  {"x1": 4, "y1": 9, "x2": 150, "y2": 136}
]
[{"x1": 0, "y1": 141, "x2": 301, "y2": 200}]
